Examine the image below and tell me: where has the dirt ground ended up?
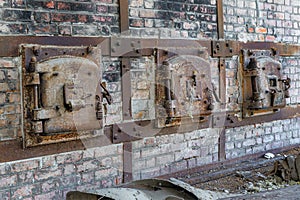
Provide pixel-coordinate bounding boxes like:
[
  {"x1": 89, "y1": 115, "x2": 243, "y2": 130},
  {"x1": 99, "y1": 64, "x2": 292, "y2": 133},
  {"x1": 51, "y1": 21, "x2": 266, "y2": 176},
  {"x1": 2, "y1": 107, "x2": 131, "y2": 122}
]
[{"x1": 183, "y1": 147, "x2": 300, "y2": 195}]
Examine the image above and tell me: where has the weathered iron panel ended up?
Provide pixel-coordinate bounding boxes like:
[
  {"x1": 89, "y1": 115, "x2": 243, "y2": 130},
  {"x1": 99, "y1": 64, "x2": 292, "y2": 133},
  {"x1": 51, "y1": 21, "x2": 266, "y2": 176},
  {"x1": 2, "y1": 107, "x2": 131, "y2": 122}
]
[
  {"x1": 21, "y1": 45, "x2": 104, "y2": 147},
  {"x1": 241, "y1": 49, "x2": 290, "y2": 117},
  {"x1": 155, "y1": 54, "x2": 213, "y2": 128}
]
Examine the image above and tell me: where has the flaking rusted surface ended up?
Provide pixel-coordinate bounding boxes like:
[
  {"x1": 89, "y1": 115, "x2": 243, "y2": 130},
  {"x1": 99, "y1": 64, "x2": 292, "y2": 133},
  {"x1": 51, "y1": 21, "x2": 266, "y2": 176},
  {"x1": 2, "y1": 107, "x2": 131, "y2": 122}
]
[{"x1": 22, "y1": 45, "x2": 103, "y2": 147}]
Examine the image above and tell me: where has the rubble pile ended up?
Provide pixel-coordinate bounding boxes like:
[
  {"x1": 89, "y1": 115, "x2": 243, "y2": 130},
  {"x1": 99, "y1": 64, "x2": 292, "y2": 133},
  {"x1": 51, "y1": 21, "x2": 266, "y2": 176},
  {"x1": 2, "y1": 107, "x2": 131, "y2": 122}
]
[
  {"x1": 270, "y1": 154, "x2": 300, "y2": 182},
  {"x1": 235, "y1": 154, "x2": 300, "y2": 194}
]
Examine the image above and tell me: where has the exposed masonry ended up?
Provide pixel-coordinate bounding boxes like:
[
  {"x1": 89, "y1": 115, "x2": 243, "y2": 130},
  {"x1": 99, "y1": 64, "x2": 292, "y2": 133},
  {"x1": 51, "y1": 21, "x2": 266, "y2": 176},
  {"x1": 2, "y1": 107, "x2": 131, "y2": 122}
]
[
  {"x1": 0, "y1": 144, "x2": 123, "y2": 199},
  {"x1": 132, "y1": 128, "x2": 220, "y2": 180},
  {"x1": 0, "y1": 58, "x2": 20, "y2": 141},
  {"x1": 0, "y1": 0, "x2": 120, "y2": 36},
  {"x1": 225, "y1": 118, "x2": 300, "y2": 159},
  {"x1": 223, "y1": 0, "x2": 300, "y2": 43},
  {"x1": 129, "y1": 0, "x2": 218, "y2": 38},
  {"x1": 0, "y1": 117, "x2": 299, "y2": 199},
  {"x1": 102, "y1": 57, "x2": 122, "y2": 124},
  {"x1": 130, "y1": 57, "x2": 156, "y2": 120}
]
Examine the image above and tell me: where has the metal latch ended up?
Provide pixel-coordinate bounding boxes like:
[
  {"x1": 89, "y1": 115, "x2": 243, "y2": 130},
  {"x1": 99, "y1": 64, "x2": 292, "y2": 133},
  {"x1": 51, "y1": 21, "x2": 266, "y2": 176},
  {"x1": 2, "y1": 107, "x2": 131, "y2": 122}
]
[{"x1": 241, "y1": 49, "x2": 290, "y2": 117}]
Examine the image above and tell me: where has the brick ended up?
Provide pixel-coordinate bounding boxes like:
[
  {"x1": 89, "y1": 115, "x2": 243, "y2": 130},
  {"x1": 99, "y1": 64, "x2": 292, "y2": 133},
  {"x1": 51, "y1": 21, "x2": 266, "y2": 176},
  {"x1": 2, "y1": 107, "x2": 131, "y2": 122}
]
[
  {"x1": 30, "y1": 24, "x2": 57, "y2": 34},
  {"x1": 0, "y1": 59, "x2": 15, "y2": 68},
  {"x1": 63, "y1": 164, "x2": 76, "y2": 176},
  {"x1": 156, "y1": 154, "x2": 174, "y2": 166},
  {"x1": 0, "y1": 70, "x2": 5, "y2": 80},
  {"x1": 129, "y1": 18, "x2": 144, "y2": 27},
  {"x1": 140, "y1": 167, "x2": 160, "y2": 179},
  {"x1": 51, "y1": 13, "x2": 76, "y2": 22},
  {"x1": 34, "y1": 12, "x2": 50, "y2": 23},
  {"x1": 252, "y1": 145, "x2": 265, "y2": 154},
  {"x1": 8, "y1": 93, "x2": 20, "y2": 103},
  {"x1": 133, "y1": 159, "x2": 146, "y2": 170},
  {"x1": 34, "y1": 169, "x2": 62, "y2": 181},
  {"x1": 0, "y1": 83, "x2": 9, "y2": 92},
  {"x1": 60, "y1": 175, "x2": 78, "y2": 188},
  {"x1": 6, "y1": 70, "x2": 17, "y2": 80},
  {"x1": 130, "y1": 0, "x2": 143, "y2": 7},
  {"x1": 145, "y1": 0, "x2": 154, "y2": 8},
  {"x1": 81, "y1": 172, "x2": 95, "y2": 184},
  {"x1": 225, "y1": 142, "x2": 234, "y2": 150},
  {"x1": 0, "y1": 163, "x2": 10, "y2": 175},
  {"x1": 0, "y1": 175, "x2": 17, "y2": 189},
  {"x1": 94, "y1": 145, "x2": 120, "y2": 158},
  {"x1": 34, "y1": 191, "x2": 57, "y2": 200},
  {"x1": 95, "y1": 167, "x2": 118, "y2": 180},
  {"x1": 197, "y1": 155, "x2": 213, "y2": 165},
  {"x1": 170, "y1": 160, "x2": 187, "y2": 173},
  {"x1": 2, "y1": 9, "x2": 32, "y2": 22},
  {"x1": 11, "y1": 159, "x2": 39, "y2": 172},
  {"x1": 56, "y1": 151, "x2": 83, "y2": 164},
  {"x1": 271, "y1": 141, "x2": 283, "y2": 149},
  {"x1": 41, "y1": 179, "x2": 59, "y2": 193},
  {"x1": 242, "y1": 138, "x2": 256, "y2": 147},
  {"x1": 263, "y1": 135, "x2": 274, "y2": 143},
  {"x1": 76, "y1": 160, "x2": 98, "y2": 173},
  {"x1": 140, "y1": 10, "x2": 157, "y2": 18},
  {"x1": 99, "y1": 157, "x2": 112, "y2": 167},
  {"x1": 0, "y1": 93, "x2": 6, "y2": 104},
  {"x1": 40, "y1": 156, "x2": 56, "y2": 169},
  {"x1": 18, "y1": 171, "x2": 34, "y2": 184},
  {"x1": 11, "y1": 185, "x2": 35, "y2": 199}
]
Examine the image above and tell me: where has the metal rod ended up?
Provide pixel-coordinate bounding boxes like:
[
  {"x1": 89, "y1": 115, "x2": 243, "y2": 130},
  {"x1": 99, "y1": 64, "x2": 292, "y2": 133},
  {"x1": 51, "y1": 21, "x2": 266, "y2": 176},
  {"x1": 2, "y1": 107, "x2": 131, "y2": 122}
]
[
  {"x1": 119, "y1": 0, "x2": 129, "y2": 33},
  {"x1": 217, "y1": 0, "x2": 224, "y2": 39},
  {"x1": 33, "y1": 85, "x2": 39, "y2": 109},
  {"x1": 121, "y1": 58, "x2": 132, "y2": 120},
  {"x1": 123, "y1": 142, "x2": 133, "y2": 183}
]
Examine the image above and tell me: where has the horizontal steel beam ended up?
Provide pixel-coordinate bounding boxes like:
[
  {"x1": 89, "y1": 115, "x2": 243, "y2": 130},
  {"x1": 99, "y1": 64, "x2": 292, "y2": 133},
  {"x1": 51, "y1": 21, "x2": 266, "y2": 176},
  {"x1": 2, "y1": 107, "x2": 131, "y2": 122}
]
[
  {"x1": 0, "y1": 107, "x2": 299, "y2": 162},
  {"x1": 1, "y1": 36, "x2": 300, "y2": 57}
]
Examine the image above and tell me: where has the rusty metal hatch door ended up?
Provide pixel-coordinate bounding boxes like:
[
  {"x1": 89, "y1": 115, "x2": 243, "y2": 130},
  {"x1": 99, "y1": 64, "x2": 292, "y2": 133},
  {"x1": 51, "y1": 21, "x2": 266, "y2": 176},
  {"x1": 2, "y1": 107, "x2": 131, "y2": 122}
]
[
  {"x1": 241, "y1": 49, "x2": 291, "y2": 118},
  {"x1": 22, "y1": 45, "x2": 103, "y2": 147},
  {"x1": 156, "y1": 55, "x2": 213, "y2": 128}
]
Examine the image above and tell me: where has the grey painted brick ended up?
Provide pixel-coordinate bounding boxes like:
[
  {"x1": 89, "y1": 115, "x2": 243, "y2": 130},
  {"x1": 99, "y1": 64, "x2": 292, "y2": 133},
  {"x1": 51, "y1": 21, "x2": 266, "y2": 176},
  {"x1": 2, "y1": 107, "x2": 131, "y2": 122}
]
[
  {"x1": 235, "y1": 141, "x2": 242, "y2": 148},
  {"x1": 11, "y1": 159, "x2": 39, "y2": 173},
  {"x1": 271, "y1": 141, "x2": 284, "y2": 149},
  {"x1": 263, "y1": 135, "x2": 274, "y2": 143},
  {"x1": 170, "y1": 160, "x2": 187, "y2": 173},
  {"x1": 252, "y1": 145, "x2": 265, "y2": 154},
  {"x1": 242, "y1": 138, "x2": 256, "y2": 147},
  {"x1": 291, "y1": 138, "x2": 300, "y2": 145},
  {"x1": 197, "y1": 155, "x2": 213, "y2": 165},
  {"x1": 140, "y1": 167, "x2": 160, "y2": 179},
  {"x1": 225, "y1": 142, "x2": 234, "y2": 150},
  {"x1": 156, "y1": 154, "x2": 174, "y2": 166}
]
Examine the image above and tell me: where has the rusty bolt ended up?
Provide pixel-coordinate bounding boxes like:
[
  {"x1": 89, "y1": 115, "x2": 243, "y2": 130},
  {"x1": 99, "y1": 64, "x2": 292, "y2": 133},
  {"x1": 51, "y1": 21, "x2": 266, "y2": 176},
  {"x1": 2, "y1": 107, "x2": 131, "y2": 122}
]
[
  {"x1": 32, "y1": 46, "x2": 40, "y2": 56},
  {"x1": 87, "y1": 46, "x2": 93, "y2": 54},
  {"x1": 37, "y1": 136, "x2": 43, "y2": 143},
  {"x1": 271, "y1": 48, "x2": 277, "y2": 56},
  {"x1": 29, "y1": 56, "x2": 37, "y2": 72},
  {"x1": 113, "y1": 134, "x2": 118, "y2": 140}
]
